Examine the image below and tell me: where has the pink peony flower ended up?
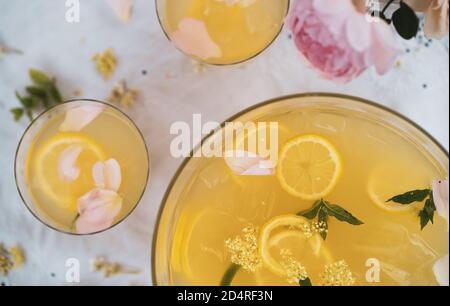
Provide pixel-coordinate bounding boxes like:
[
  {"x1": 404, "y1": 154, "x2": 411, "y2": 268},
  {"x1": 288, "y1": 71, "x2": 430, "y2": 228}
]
[{"x1": 288, "y1": 0, "x2": 400, "y2": 82}]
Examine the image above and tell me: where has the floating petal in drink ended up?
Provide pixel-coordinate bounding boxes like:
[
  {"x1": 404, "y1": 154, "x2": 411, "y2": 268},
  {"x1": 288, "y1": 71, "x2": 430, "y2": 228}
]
[
  {"x1": 76, "y1": 188, "x2": 123, "y2": 234},
  {"x1": 93, "y1": 159, "x2": 122, "y2": 192},
  {"x1": 433, "y1": 253, "x2": 449, "y2": 286},
  {"x1": 58, "y1": 145, "x2": 82, "y2": 182},
  {"x1": 224, "y1": 150, "x2": 274, "y2": 176},
  {"x1": 60, "y1": 105, "x2": 104, "y2": 132},
  {"x1": 433, "y1": 179, "x2": 449, "y2": 227},
  {"x1": 171, "y1": 18, "x2": 222, "y2": 60}
]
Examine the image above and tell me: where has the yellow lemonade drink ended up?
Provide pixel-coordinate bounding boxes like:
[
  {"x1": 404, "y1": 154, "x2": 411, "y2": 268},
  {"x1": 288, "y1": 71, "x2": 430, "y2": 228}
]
[
  {"x1": 158, "y1": 0, "x2": 289, "y2": 65},
  {"x1": 156, "y1": 96, "x2": 449, "y2": 286},
  {"x1": 16, "y1": 100, "x2": 149, "y2": 234}
]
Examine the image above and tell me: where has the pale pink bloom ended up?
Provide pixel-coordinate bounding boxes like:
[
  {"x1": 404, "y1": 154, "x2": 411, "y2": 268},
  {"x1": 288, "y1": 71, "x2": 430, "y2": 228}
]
[
  {"x1": 60, "y1": 105, "x2": 104, "y2": 132},
  {"x1": 58, "y1": 145, "x2": 82, "y2": 182},
  {"x1": 171, "y1": 18, "x2": 222, "y2": 60},
  {"x1": 92, "y1": 159, "x2": 122, "y2": 192},
  {"x1": 224, "y1": 150, "x2": 275, "y2": 176},
  {"x1": 288, "y1": 0, "x2": 399, "y2": 82},
  {"x1": 432, "y1": 179, "x2": 449, "y2": 227},
  {"x1": 106, "y1": 0, "x2": 133, "y2": 23},
  {"x1": 76, "y1": 188, "x2": 123, "y2": 234},
  {"x1": 407, "y1": 0, "x2": 449, "y2": 39},
  {"x1": 433, "y1": 253, "x2": 449, "y2": 286}
]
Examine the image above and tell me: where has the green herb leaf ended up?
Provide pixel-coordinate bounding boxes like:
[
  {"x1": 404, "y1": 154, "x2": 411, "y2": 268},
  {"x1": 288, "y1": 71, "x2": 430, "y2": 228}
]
[
  {"x1": 10, "y1": 108, "x2": 24, "y2": 121},
  {"x1": 25, "y1": 109, "x2": 33, "y2": 121},
  {"x1": 15, "y1": 91, "x2": 33, "y2": 108},
  {"x1": 298, "y1": 200, "x2": 322, "y2": 219},
  {"x1": 299, "y1": 277, "x2": 312, "y2": 286},
  {"x1": 11, "y1": 69, "x2": 65, "y2": 123},
  {"x1": 387, "y1": 189, "x2": 431, "y2": 204},
  {"x1": 29, "y1": 69, "x2": 52, "y2": 86},
  {"x1": 387, "y1": 188, "x2": 436, "y2": 230},
  {"x1": 297, "y1": 199, "x2": 363, "y2": 241},
  {"x1": 324, "y1": 203, "x2": 364, "y2": 226},
  {"x1": 26, "y1": 86, "x2": 48, "y2": 99},
  {"x1": 220, "y1": 263, "x2": 240, "y2": 286},
  {"x1": 71, "y1": 213, "x2": 80, "y2": 231},
  {"x1": 419, "y1": 196, "x2": 436, "y2": 230},
  {"x1": 49, "y1": 84, "x2": 63, "y2": 103}
]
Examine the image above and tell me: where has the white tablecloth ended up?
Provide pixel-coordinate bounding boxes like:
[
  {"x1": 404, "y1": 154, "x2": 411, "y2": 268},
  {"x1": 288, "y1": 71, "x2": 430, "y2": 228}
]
[{"x1": 0, "y1": 0, "x2": 448, "y2": 285}]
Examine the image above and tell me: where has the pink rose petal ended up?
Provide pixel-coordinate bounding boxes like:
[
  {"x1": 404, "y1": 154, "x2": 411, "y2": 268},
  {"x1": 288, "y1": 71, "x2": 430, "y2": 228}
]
[
  {"x1": 432, "y1": 179, "x2": 449, "y2": 227},
  {"x1": 224, "y1": 150, "x2": 275, "y2": 176},
  {"x1": 313, "y1": 0, "x2": 354, "y2": 16},
  {"x1": 92, "y1": 159, "x2": 122, "y2": 192},
  {"x1": 76, "y1": 188, "x2": 123, "y2": 234},
  {"x1": 60, "y1": 105, "x2": 104, "y2": 132},
  {"x1": 171, "y1": 18, "x2": 222, "y2": 60},
  {"x1": 58, "y1": 145, "x2": 82, "y2": 182},
  {"x1": 107, "y1": 0, "x2": 133, "y2": 23},
  {"x1": 370, "y1": 22, "x2": 400, "y2": 75},
  {"x1": 346, "y1": 14, "x2": 372, "y2": 52},
  {"x1": 433, "y1": 254, "x2": 449, "y2": 286}
]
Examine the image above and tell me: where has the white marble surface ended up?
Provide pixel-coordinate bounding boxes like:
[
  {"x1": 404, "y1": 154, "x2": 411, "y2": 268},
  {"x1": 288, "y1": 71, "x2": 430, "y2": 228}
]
[{"x1": 0, "y1": 0, "x2": 448, "y2": 286}]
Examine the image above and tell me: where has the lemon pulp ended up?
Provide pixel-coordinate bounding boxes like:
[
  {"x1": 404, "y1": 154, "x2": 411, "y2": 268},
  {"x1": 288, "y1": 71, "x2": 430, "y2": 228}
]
[
  {"x1": 32, "y1": 133, "x2": 106, "y2": 212},
  {"x1": 277, "y1": 135, "x2": 342, "y2": 200}
]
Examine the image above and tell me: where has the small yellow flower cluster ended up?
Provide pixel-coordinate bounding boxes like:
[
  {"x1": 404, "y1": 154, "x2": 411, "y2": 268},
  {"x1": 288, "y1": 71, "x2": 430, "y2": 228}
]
[
  {"x1": 312, "y1": 221, "x2": 328, "y2": 235},
  {"x1": 292, "y1": 222, "x2": 314, "y2": 238},
  {"x1": 225, "y1": 226, "x2": 262, "y2": 272},
  {"x1": 92, "y1": 48, "x2": 117, "y2": 80},
  {"x1": 91, "y1": 257, "x2": 140, "y2": 278},
  {"x1": 0, "y1": 243, "x2": 25, "y2": 276},
  {"x1": 108, "y1": 80, "x2": 139, "y2": 107},
  {"x1": 280, "y1": 249, "x2": 308, "y2": 284},
  {"x1": 289, "y1": 220, "x2": 327, "y2": 238},
  {"x1": 319, "y1": 260, "x2": 356, "y2": 286},
  {"x1": 9, "y1": 246, "x2": 25, "y2": 269}
]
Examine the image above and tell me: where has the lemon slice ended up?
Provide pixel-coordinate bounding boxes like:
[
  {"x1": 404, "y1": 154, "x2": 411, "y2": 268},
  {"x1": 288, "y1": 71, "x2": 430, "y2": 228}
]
[
  {"x1": 171, "y1": 207, "x2": 246, "y2": 284},
  {"x1": 277, "y1": 135, "x2": 342, "y2": 200},
  {"x1": 368, "y1": 163, "x2": 426, "y2": 213},
  {"x1": 33, "y1": 133, "x2": 106, "y2": 211},
  {"x1": 259, "y1": 215, "x2": 332, "y2": 279}
]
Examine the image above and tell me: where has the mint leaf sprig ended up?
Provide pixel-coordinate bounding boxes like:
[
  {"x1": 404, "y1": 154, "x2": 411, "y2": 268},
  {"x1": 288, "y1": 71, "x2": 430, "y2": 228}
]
[
  {"x1": 298, "y1": 199, "x2": 364, "y2": 240},
  {"x1": 10, "y1": 69, "x2": 63, "y2": 122},
  {"x1": 387, "y1": 189, "x2": 435, "y2": 230}
]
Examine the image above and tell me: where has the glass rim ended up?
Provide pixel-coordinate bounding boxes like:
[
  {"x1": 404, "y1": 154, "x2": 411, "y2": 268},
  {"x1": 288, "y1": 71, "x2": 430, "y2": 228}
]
[
  {"x1": 150, "y1": 92, "x2": 449, "y2": 285},
  {"x1": 154, "y1": 0, "x2": 291, "y2": 66},
  {"x1": 14, "y1": 98, "x2": 151, "y2": 236}
]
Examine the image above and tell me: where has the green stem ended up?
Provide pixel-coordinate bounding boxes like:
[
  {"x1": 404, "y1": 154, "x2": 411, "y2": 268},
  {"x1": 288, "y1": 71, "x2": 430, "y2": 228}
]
[
  {"x1": 71, "y1": 213, "x2": 80, "y2": 231},
  {"x1": 220, "y1": 263, "x2": 240, "y2": 286}
]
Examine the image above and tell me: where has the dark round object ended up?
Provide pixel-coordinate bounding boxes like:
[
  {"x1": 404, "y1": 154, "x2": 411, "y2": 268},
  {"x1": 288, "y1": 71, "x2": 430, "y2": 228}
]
[{"x1": 392, "y1": 2, "x2": 419, "y2": 40}]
